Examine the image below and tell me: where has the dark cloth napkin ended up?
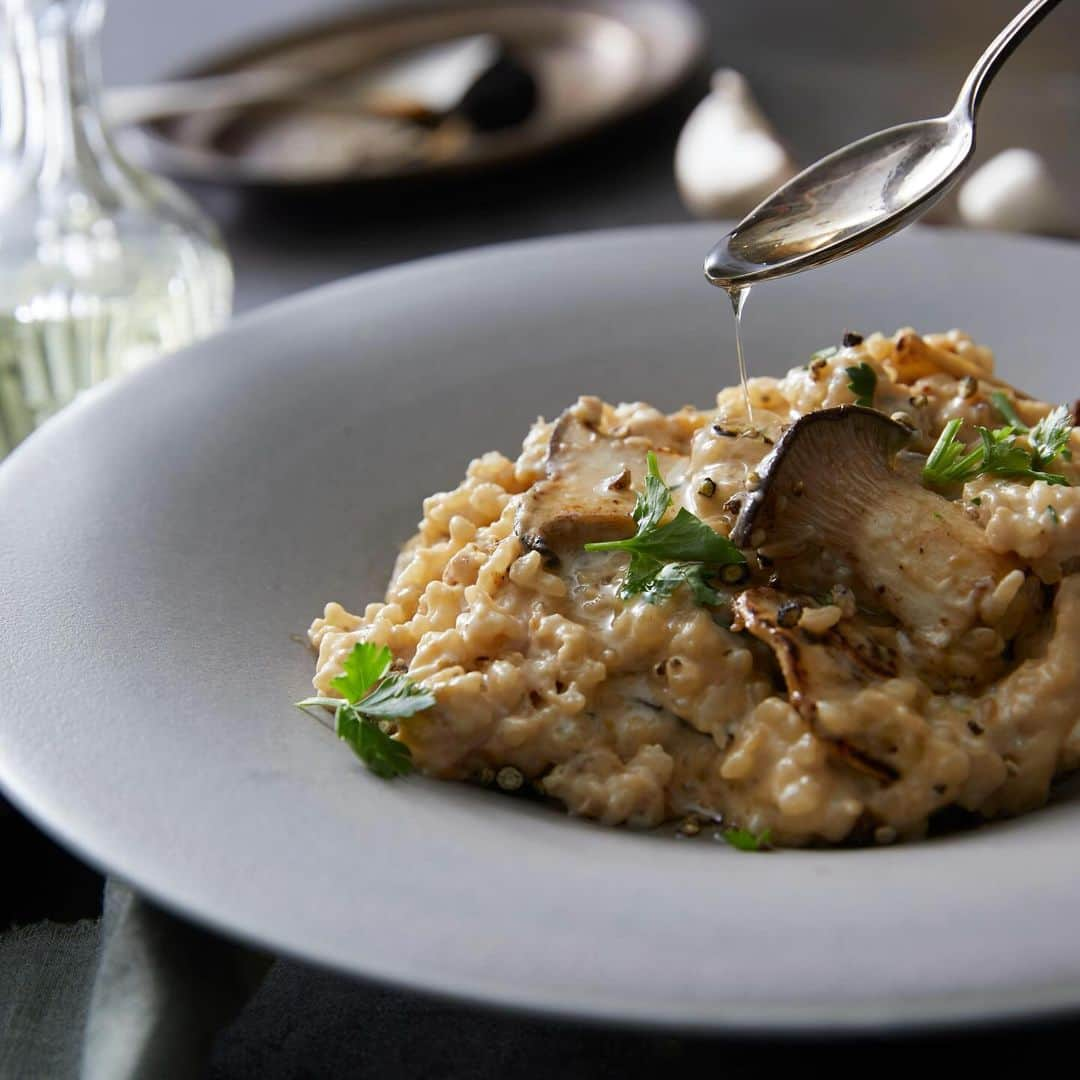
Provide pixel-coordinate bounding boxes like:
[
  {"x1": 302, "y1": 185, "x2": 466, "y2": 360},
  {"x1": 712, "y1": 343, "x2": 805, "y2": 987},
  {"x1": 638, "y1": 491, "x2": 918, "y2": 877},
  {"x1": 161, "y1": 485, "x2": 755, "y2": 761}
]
[
  {"x1": 80, "y1": 883, "x2": 271, "y2": 1079},
  {"x1": 4, "y1": 777, "x2": 1080, "y2": 1078},
  {"x1": 6, "y1": 865, "x2": 1080, "y2": 1079},
  {"x1": 1, "y1": 875, "x2": 265, "y2": 1079}
]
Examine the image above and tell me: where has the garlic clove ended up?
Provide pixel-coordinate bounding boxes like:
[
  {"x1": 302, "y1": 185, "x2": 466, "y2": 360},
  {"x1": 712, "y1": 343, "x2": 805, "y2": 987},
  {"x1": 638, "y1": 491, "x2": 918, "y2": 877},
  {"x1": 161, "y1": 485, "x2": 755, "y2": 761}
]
[
  {"x1": 957, "y1": 148, "x2": 1078, "y2": 237},
  {"x1": 675, "y1": 69, "x2": 795, "y2": 221}
]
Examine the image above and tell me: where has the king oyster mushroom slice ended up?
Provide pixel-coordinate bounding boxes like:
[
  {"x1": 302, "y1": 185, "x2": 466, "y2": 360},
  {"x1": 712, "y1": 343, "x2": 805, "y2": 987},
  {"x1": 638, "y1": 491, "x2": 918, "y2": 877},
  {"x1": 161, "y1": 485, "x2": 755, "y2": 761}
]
[
  {"x1": 731, "y1": 406, "x2": 1027, "y2": 649},
  {"x1": 515, "y1": 410, "x2": 681, "y2": 564},
  {"x1": 734, "y1": 586, "x2": 903, "y2": 782}
]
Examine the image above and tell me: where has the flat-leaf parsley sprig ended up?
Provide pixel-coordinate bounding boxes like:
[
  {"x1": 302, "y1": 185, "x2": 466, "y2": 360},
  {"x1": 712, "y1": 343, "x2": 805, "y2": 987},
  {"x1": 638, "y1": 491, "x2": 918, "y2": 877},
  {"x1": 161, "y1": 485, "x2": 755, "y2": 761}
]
[
  {"x1": 297, "y1": 642, "x2": 434, "y2": 778},
  {"x1": 922, "y1": 417, "x2": 1070, "y2": 489},
  {"x1": 583, "y1": 452, "x2": 745, "y2": 605},
  {"x1": 845, "y1": 362, "x2": 877, "y2": 408},
  {"x1": 1030, "y1": 405, "x2": 1074, "y2": 468},
  {"x1": 723, "y1": 827, "x2": 772, "y2": 852},
  {"x1": 990, "y1": 391, "x2": 1027, "y2": 432},
  {"x1": 991, "y1": 393, "x2": 1074, "y2": 469}
]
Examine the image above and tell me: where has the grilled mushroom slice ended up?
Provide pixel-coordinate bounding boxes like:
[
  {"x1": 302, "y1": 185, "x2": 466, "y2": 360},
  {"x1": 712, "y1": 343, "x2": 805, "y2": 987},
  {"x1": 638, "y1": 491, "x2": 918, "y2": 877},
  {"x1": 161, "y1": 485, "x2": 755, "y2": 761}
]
[
  {"x1": 515, "y1": 408, "x2": 680, "y2": 564},
  {"x1": 736, "y1": 586, "x2": 1021, "y2": 828},
  {"x1": 731, "y1": 406, "x2": 1025, "y2": 647},
  {"x1": 734, "y1": 587, "x2": 901, "y2": 782}
]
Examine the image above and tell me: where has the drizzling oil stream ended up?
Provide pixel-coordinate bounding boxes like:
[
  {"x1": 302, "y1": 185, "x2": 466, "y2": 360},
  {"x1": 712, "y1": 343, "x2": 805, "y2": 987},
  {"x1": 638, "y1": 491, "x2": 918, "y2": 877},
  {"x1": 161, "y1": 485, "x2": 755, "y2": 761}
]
[{"x1": 726, "y1": 284, "x2": 753, "y2": 422}]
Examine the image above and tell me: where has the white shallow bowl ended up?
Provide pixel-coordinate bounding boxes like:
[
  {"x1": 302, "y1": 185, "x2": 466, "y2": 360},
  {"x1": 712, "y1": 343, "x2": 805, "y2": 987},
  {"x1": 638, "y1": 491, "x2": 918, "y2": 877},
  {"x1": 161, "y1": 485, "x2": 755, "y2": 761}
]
[{"x1": 3, "y1": 224, "x2": 1080, "y2": 1033}]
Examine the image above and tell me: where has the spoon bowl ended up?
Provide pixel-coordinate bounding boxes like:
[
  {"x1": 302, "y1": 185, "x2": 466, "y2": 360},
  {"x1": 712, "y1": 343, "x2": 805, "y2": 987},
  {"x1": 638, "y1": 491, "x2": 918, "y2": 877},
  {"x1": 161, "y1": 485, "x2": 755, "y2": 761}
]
[
  {"x1": 705, "y1": 0, "x2": 1061, "y2": 289},
  {"x1": 705, "y1": 116, "x2": 973, "y2": 286}
]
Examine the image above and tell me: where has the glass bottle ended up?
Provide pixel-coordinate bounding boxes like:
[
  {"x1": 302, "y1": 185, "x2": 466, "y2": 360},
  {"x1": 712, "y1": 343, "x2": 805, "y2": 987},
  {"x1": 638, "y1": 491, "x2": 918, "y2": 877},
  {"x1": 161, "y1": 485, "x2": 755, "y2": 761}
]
[{"x1": 0, "y1": 0, "x2": 233, "y2": 458}]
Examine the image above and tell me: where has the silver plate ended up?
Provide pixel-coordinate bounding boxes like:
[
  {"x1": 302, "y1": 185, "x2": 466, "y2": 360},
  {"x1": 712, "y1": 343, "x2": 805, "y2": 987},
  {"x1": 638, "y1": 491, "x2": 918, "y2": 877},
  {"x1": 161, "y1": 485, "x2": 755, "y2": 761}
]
[{"x1": 123, "y1": 0, "x2": 704, "y2": 186}]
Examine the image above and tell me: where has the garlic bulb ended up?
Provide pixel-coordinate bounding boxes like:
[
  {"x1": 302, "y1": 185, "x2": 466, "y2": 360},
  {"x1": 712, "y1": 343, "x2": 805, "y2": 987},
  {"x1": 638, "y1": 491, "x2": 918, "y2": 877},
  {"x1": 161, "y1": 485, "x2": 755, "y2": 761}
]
[
  {"x1": 675, "y1": 69, "x2": 794, "y2": 220},
  {"x1": 957, "y1": 148, "x2": 1077, "y2": 237}
]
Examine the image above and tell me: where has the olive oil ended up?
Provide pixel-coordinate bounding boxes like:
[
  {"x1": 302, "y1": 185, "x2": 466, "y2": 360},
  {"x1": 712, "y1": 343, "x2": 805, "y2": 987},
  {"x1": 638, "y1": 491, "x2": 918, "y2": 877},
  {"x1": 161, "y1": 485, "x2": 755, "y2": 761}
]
[
  {"x1": 0, "y1": 236, "x2": 232, "y2": 458},
  {"x1": 0, "y1": 0, "x2": 233, "y2": 459},
  {"x1": 726, "y1": 283, "x2": 752, "y2": 422}
]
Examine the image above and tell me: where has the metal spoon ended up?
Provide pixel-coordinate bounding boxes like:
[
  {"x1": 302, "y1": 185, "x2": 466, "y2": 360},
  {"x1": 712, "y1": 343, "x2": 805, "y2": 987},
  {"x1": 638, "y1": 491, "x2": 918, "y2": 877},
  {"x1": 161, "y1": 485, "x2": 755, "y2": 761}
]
[
  {"x1": 704, "y1": 0, "x2": 1063, "y2": 289},
  {"x1": 105, "y1": 35, "x2": 528, "y2": 131}
]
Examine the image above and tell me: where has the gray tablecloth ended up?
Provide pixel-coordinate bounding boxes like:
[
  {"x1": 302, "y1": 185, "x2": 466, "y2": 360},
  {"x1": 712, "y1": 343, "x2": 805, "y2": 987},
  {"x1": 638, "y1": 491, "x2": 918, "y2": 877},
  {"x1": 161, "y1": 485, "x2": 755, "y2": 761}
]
[{"x1": 5, "y1": 1, "x2": 1080, "y2": 1075}]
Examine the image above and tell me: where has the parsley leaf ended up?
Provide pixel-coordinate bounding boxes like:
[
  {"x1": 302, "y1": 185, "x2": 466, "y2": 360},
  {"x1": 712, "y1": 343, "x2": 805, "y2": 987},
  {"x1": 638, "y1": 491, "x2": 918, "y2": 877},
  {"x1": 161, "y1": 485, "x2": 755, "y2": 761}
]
[
  {"x1": 355, "y1": 674, "x2": 437, "y2": 719},
  {"x1": 922, "y1": 418, "x2": 1068, "y2": 488},
  {"x1": 621, "y1": 550, "x2": 667, "y2": 598},
  {"x1": 845, "y1": 362, "x2": 876, "y2": 408},
  {"x1": 638, "y1": 562, "x2": 723, "y2": 606},
  {"x1": 623, "y1": 507, "x2": 745, "y2": 564},
  {"x1": 723, "y1": 827, "x2": 772, "y2": 852},
  {"x1": 632, "y1": 452, "x2": 672, "y2": 532},
  {"x1": 979, "y1": 425, "x2": 1068, "y2": 484},
  {"x1": 990, "y1": 391, "x2": 1028, "y2": 432},
  {"x1": 922, "y1": 419, "x2": 983, "y2": 484},
  {"x1": 297, "y1": 642, "x2": 434, "y2": 778},
  {"x1": 331, "y1": 642, "x2": 392, "y2": 702},
  {"x1": 335, "y1": 703, "x2": 414, "y2": 779},
  {"x1": 1030, "y1": 404, "x2": 1073, "y2": 467},
  {"x1": 584, "y1": 452, "x2": 744, "y2": 605},
  {"x1": 978, "y1": 425, "x2": 1037, "y2": 477},
  {"x1": 991, "y1": 395, "x2": 1072, "y2": 468}
]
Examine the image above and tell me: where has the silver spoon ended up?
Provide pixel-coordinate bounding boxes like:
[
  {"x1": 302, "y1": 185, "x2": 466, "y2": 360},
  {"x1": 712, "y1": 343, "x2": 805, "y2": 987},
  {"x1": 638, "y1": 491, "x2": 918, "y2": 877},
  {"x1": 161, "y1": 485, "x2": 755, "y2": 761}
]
[
  {"x1": 105, "y1": 35, "x2": 502, "y2": 129},
  {"x1": 704, "y1": 0, "x2": 1063, "y2": 289}
]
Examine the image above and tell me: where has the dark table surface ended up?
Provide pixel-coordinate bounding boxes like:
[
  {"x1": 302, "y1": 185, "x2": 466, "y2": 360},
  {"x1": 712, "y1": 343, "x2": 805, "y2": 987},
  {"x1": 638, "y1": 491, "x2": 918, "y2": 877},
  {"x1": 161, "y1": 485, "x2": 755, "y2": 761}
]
[{"x1": 6, "y1": 0, "x2": 1080, "y2": 1074}]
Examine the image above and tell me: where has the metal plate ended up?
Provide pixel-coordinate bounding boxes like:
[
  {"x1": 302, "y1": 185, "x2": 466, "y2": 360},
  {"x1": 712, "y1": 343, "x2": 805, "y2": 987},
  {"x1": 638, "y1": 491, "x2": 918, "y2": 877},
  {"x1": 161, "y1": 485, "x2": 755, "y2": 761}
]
[{"x1": 120, "y1": 0, "x2": 704, "y2": 186}]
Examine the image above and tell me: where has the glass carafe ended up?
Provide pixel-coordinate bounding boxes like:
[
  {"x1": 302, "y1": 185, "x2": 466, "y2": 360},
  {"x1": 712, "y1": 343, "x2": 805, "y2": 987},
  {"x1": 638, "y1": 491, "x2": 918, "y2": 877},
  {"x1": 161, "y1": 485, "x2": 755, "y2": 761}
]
[{"x1": 0, "y1": 0, "x2": 233, "y2": 458}]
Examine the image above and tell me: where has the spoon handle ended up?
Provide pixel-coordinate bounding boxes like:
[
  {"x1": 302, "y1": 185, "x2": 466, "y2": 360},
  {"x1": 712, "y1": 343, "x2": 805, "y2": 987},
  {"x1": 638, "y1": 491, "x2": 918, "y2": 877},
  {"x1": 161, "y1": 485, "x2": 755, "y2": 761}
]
[{"x1": 953, "y1": 0, "x2": 1063, "y2": 121}]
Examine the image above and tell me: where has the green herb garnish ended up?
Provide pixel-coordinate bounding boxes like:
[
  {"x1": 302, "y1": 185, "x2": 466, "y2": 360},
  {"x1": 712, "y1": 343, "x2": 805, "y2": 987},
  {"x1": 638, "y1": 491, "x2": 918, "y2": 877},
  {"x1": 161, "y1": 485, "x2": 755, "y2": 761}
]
[
  {"x1": 811, "y1": 346, "x2": 839, "y2": 362},
  {"x1": 1030, "y1": 404, "x2": 1074, "y2": 467},
  {"x1": 990, "y1": 391, "x2": 1028, "y2": 432},
  {"x1": 845, "y1": 362, "x2": 877, "y2": 408},
  {"x1": 723, "y1": 827, "x2": 772, "y2": 852},
  {"x1": 632, "y1": 561, "x2": 723, "y2": 606},
  {"x1": 297, "y1": 642, "x2": 434, "y2": 778},
  {"x1": 991, "y1": 395, "x2": 1073, "y2": 467},
  {"x1": 584, "y1": 452, "x2": 744, "y2": 605},
  {"x1": 922, "y1": 418, "x2": 1068, "y2": 488}
]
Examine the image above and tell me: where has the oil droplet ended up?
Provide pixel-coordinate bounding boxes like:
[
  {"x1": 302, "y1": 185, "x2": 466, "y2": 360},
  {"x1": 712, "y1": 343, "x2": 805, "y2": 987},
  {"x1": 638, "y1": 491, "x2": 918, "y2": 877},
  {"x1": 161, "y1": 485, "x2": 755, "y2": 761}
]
[{"x1": 727, "y1": 284, "x2": 752, "y2": 423}]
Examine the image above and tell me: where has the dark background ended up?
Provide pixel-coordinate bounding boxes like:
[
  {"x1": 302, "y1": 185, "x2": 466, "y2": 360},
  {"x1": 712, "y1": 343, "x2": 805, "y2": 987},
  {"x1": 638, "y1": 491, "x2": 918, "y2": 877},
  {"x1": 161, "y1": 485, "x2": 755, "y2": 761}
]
[{"x1": 6, "y1": 0, "x2": 1080, "y2": 1074}]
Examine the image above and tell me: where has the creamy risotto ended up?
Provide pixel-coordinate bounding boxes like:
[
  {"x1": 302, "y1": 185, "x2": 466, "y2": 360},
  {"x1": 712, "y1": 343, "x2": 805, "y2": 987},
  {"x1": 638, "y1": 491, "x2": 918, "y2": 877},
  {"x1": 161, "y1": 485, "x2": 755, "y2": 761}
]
[{"x1": 309, "y1": 329, "x2": 1080, "y2": 846}]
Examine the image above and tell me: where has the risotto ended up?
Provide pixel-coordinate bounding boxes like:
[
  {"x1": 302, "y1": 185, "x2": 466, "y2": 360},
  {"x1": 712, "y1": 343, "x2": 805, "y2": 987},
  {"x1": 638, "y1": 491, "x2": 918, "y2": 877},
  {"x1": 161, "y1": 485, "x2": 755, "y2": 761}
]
[{"x1": 308, "y1": 329, "x2": 1080, "y2": 846}]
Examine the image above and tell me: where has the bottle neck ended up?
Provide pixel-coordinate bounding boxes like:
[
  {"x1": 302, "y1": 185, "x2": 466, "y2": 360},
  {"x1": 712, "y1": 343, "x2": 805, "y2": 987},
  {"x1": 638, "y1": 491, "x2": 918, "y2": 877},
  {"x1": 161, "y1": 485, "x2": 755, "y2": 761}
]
[{"x1": 4, "y1": 0, "x2": 115, "y2": 197}]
